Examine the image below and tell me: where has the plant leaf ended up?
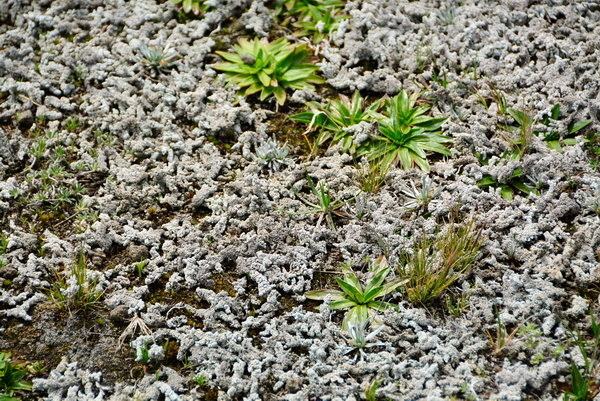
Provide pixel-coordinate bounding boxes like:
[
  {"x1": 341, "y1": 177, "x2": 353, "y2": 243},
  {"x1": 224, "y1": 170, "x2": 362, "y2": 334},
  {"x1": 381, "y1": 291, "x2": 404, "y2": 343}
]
[
  {"x1": 500, "y1": 185, "x2": 513, "y2": 201},
  {"x1": 336, "y1": 277, "x2": 364, "y2": 303},
  {"x1": 568, "y1": 119, "x2": 592, "y2": 134},
  {"x1": 364, "y1": 266, "x2": 390, "y2": 293},
  {"x1": 329, "y1": 299, "x2": 358, "y2": 310},
  {"x1": 551, "y1": 103, "x2": 560, "y2": 120},
  {"x1": 305, "y1": 289, "x2": 345, "y2": 300},
  {"x1": 546, "y1": 140, "x2": 563, "y2": 152}
]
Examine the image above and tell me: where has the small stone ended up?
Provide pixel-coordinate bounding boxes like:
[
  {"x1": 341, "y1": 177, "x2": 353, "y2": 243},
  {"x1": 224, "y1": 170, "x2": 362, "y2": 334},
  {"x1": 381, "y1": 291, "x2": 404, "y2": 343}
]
[
  {"x1": 17, "y1": 110, "x2": 34, "y2": 129},
  {"x1": 285, "y1": 377, "x2": 303, "y2": 393},
  {"x1": 0, "y1": 266, "x2": 18, "y2": 280},
  {"x1": 128, "y1": 244, "x2": 149, "y2": 262},
  {"x1": 109, "y1": 305, "x2": 130, "y2": 323}
]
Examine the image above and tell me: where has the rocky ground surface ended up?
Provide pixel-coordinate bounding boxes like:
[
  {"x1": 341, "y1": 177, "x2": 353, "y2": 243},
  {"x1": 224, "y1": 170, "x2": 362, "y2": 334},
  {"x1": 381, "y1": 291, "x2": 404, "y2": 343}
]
[{"x1": 1, "y1": 0, "x2": 600, "y2": 400}]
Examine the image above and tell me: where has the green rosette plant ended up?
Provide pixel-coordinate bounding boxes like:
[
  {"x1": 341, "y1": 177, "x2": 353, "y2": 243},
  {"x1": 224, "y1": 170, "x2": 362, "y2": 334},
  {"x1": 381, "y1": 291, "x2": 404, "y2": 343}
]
[
  {"x1": 291, "y1": 91, "x2": 384, "y2": 154},
  {"x1": 306, "y1": 261, "x2": 406, "y2": 330},
  {"x1": 213, "y1": 37, "x2": 325, "y2": 105},
  {"x1": 359, "y1": 90, "x2": 452, "y2": 172},
  {"x1": 292, "y1": 7, "x2": 349, "y2": 43}
]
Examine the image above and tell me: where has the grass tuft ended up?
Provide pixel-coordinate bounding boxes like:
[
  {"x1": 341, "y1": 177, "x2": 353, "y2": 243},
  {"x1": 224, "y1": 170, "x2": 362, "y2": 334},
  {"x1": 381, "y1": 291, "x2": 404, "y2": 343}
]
[{"x1": 398, "y1": 215, "x2": 485, "y2": 305}]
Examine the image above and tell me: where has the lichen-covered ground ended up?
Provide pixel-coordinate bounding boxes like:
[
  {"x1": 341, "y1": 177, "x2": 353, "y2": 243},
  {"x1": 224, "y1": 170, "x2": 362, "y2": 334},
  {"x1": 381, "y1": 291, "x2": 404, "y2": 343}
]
[{"x1": 1, "y1": 0, "x2": 600, "y2": 400}]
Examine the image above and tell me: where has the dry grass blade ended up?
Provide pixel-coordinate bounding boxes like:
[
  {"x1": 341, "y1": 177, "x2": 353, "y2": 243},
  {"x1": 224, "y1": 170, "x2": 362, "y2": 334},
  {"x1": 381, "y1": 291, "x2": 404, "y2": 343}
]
[{"x1": 118, "y1": 314, "x2": 152, "y2": 349}]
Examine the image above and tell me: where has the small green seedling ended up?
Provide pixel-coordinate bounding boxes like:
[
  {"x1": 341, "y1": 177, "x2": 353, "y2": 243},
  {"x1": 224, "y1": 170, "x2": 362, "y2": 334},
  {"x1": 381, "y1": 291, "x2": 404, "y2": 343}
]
[
  {"x1": 65, "y1": 116, "x2": 80, "y2": 132},
  {"x1": 500, "y1": 108, "x2": 534, "y2": 161},
  {"x1": 364, "y1": 377, "x2": 383, "y2": 401},
  {"x1": 585, "y1": 131, "x2": 600, "y2": 169},
  {"x1": 535, "y1": 104, "x2": 592, "y2": 153},
  {"x1": 276, "y1": 175, "x2": 354, "y2": 231},
  {"x1": 354, "y1": 157, "x2": 390, "y2": 193},
  {"x1": 44, "y1": 249, "x2": 104, "y2": 310},
  {"x1": 136, "y1": 260, "x2": 148, "y2": 277},
  {"x1": 397, "y1": 175, "x2": 442, "y2": 210},
  {"x1": 213, "y1": 37, "x2": 324, "y2": 106},
  {"x1": 0, "y1": 236, "x2": 8, "y2": 254},
  {"x1": 436, "y1": 5, "x2": 457, "y2": 25},
  {"x1": 477, "y1": 168, "x2": 539, "y2": 201},
  {"x1": 445, "y1": 289, "x2": 471, "y2": 317},
  {"x1": 254, "y1": 136, "x2": 289, "y2": 172},
  {"x1": 486, "y1": 307, "x2": 528, "y2": 357},
  {"x1": 306, "y1": 259, "x2": 406, "y2": 330},
  {"x1": 292, "y1": 7, "x2": 348, "y2": 43},
  {"x1": 398, "y1": 216, "x2": 485, "y2": 305},
  {"x1": 517, "y1": 322, "x2": 543, "y2": 350},
  {"x1": 191, "y1": 375, "x2": 208, "y2": 387},
  {"x1": 136, "y1": 40, "x2": 180, "y2": 76},
  {"x1": 344, "y1": 313, "x2": 385, "y2": 362}
]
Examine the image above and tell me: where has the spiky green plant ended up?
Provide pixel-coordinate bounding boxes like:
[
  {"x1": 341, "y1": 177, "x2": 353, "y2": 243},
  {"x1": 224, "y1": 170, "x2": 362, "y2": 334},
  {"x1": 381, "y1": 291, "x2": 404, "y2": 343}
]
[
  {"x1": 359, "y1": 90, "x2": 452, "y2": 172},
  {"x1": 213, "y1": 37, "x2": 324, "y2": 105},
  {"x1": 255, "y1": 136, "x2": 290, "y2": 172},
  {"x1": 44, "y1": 249, "x2": 104, "y2": 310},
  {"x1": 136, "y1": 40, "x2": 180, "y2": 76},
  {"x1": 291, "y1": 91, "x2": 384, "y2": 154},
  {"x1": 306, "y1": 260, "x2": 406, "y2": 330},
  {"x1": 398, "y1": 217, "x2": 485, "y2": 305},
  {"x1": 276, "y1": 175, "x2": 354, "y2": 231}
]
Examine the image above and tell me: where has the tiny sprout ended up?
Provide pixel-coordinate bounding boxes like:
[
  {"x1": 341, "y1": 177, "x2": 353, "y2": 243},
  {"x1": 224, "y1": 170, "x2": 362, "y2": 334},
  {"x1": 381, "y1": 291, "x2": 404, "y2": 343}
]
[
  {"x1": 397, "y1": 175, "x2": 442, "y2": 209},
  {"x1": 437, "y1": 5, "x2": 457, "y2": 25},
  {"x1": 136, "y1": 40, "x2": 180, "y2": 76},
  {"x1": 191, "y1": 375, "x2": 208, "y2": 387},
  {"x1": 65, "y1": 116, "x2": 80, "y2": 132},
  {"x1": 344, "y1": 314, "x2": 385, "y2": 362},
  {"x1": 136, "y1": 260, "x2": 148, "y2": 277},
  {"x1": 254, "y1": 136, "x2": 289, "y2": 172}
]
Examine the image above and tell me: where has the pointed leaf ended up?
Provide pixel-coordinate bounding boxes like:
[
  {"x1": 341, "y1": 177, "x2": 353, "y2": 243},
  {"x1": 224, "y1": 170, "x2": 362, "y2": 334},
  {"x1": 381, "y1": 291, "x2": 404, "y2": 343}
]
[
  {"x1": 330, "y1": 299, "x2": 358, "y2": 310},
  {"x1": 336, "y1": 277, "x2": 363, "y2": 302},
  {"x1": 415, "y1": 117, "x2": 448, "y2": 131},
  {"x1": 367, "y1": 300, "x2": 399, "y2": 312},
  {"x1": 546, "y1": 140, "x2": 563, "y2": 152},
  {"x1": 364, "y1": 266, "x2": 390, "y2": 293},
  {"x1": 380, "y1": 278, "x2": 409, "y2": 296},
  {"x1": 550, "y1": 103, "x2": 560, "y2": 120},
  {"x1": 305, "y1": 289, "x2": 345, "y2": 300},
  {"x1": 343, "y1": 305, "x2": 369, "y2": 331},
  {"x1": 257, "y1": 70, "x2": 272, "y2": 87},
  {"x1": 343, "y1": 272, "x2": 363, "y2": 294},
  {"x1": 568, "y1": 119, "x2": 592, "y2": 134},
  {"x1": 397, "y1": 147, "x2": 413, "y2": 170},
  {"x1": 362, "y1": 286, "x2": 384, "y2": 303},
  {"x1": 274, "y1": 86, "x2": 287, "y2": 105},
  {"x1": 411, "y1": 154, "x2": 430, "y2": 172},
  {"x1": 478, "y1": 176, "x2": 496, "y2": 187},
  {"x1": 500, "y1": 185, "x2": 513, "y2": 200},
  {"x1": 511, "y1": 180, "x2": 535, "y2": 194}
]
